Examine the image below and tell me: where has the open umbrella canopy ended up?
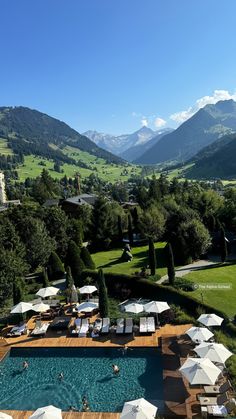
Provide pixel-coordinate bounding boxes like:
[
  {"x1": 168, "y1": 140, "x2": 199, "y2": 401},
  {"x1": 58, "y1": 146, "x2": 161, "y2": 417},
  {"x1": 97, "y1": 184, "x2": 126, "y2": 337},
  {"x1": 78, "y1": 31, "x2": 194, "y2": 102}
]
[
  {"x1": 76, "y1": 301, "x2": 98, "y2": 313},
  {"x1": 198, "y1": 313, "x2": 224, "y2": 327},
  {"x1": 10, "y1": 302, "x2": 33, "y2": 314},
  {"x1": 194, "y1": 342, "x2": 233, "y2": 364},
  {"x1": 33, "y1": 303, "x2": 50, "y2": 313},
  {"x1": 179, "y1": 358, "x2": 221, "y2": 385},
  {"x1": 125, "y1": 303, "x2": 144, "y2": 314},
  {"x1": 121, "y1": 397, "x2": 157, "y2": 419},
  {"x1": 0, "y1": 413, "x2": 13, "y2": 419},
  {"x1": 29, "y1": 405, "x2": 62, "y2": 419},
  {"x1": 36, "y1": 287, "x2": 59, "y2": 298},
  {"x1": 186, "y1": 326, "x2": 214, "y2": 342},
  {"x1": 78, "y1": 285, "x2": 97, "y2": 294},
  {"x1": 144, "y1": 301, "x2": 170, "y2": 314}
]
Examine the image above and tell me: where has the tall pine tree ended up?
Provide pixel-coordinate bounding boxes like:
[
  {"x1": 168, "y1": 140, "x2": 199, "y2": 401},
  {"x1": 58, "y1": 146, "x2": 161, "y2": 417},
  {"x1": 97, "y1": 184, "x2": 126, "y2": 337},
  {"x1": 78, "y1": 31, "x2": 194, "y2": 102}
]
[
  {"x1": 148, "y1": 237, "x2": 156, "y2": 276},
  {"x1": 98, "y1": 269, "x2": 109, "y2": 318},
  {"x1": 165, "y1": 243, "x2": 175, "y2": 285},
  {"x1": 65, "y1": 241, "x2": 85, "y2": 286}
]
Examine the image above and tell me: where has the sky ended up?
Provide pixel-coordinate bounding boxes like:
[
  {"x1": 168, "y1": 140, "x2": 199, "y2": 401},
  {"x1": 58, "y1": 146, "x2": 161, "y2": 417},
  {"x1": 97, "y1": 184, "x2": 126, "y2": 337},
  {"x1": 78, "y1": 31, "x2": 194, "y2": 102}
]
[{"x1": 1, "y1": 0, "x2": 236, "y2": 135}]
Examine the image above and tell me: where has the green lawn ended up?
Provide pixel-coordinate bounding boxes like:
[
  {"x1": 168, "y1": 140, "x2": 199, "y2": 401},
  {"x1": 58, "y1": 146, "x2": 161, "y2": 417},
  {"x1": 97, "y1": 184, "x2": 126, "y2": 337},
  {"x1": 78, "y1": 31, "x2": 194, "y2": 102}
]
[
  {"x1": 183, "y1": 263, "x2": 236, "y2": 318},
  {"x1": 92, "y1": 242, "x2": 167, "y2": 278}
]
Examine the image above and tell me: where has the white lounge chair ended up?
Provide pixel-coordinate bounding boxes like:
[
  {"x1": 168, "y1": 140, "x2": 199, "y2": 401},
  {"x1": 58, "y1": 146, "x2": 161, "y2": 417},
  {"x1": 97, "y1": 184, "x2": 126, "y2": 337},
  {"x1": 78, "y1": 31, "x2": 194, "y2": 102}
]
[
  {"x1": 125, "y1": 318, "x2": 133, "y2": 334},
  {"x1": 7, "y1": 324, "x2": 27, "y2": 337},
  {"x1": 147, "y1": 317, "x2": 155, "y2": 333},
  {"x1": 140, "y1": 317, "x2": 147, "y2": 333},
  {"x1": 78, "y1": 319, "x2": 89, "y2": 337},
  {"x1": 116, "y1": 318, "x2": 124, "y2": 334},
  {"x1": 31, "y1": 322, "x2": 49, "y2": 336},
  {"x1": 101, "y1": 318, "x2": 110, "y2": 334},
  {"x1": 199, "y1": 392, "x2": 228, "y2": 406}
]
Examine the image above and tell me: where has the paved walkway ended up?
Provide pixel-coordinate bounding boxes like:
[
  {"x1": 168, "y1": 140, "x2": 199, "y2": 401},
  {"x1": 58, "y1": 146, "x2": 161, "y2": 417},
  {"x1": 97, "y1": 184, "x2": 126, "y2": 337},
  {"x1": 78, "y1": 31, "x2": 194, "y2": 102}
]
[{"x1": 158, "y1": 259, "x2": 217, "y2": 283}]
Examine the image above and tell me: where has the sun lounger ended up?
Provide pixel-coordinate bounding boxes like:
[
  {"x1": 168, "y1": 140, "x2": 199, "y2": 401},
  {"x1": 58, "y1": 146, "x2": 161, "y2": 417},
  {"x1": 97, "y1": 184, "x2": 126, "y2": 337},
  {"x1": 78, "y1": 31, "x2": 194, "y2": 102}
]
[
  {"x1": 124, "y1": 318, "x2": 133, "y2": 334},
  {"x1": 7, "y1": 324, "x2": 27, "y2": 337},
  {"x1": 116, "y1": 318, "x2": 125, "y2": 334},
  {"x1": 50, "y1": 316, "x2": 70, "y2": 330},
  {"x1": 198, "y1": 392, "x2": 228, "y2": 406},
  {"x1": 204, "y1": 380, "x2": 231, "y2": 395},
  {"x1": 140, "y1": 317, "x2": 147, "y2": 333},
  {"x1": 147, "y1": 317, "x2": 155, "y2": 333},
  {"x1": 207, "y1": 405, "x2": 228, "y2": 417},
  {"x1": 94, "y1": 318, "x2": 102, "y2": 331},
  {"x1": 78, "y1": 319, "x2": 89, "y2": 337},
  {"x1": 101, "y1": 318, "x2": 110, "y2": 334},
  {"x1": 31, "y1": 322, "x2": 49, "y2": 336}
]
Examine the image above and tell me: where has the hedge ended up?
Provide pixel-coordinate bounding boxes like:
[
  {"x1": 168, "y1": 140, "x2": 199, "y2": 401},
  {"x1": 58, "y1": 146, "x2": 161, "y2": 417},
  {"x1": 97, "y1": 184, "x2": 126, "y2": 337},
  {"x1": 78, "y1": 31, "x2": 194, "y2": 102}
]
[{"x1": 81, "y1": 269, "x2": 236, "y2": 337}]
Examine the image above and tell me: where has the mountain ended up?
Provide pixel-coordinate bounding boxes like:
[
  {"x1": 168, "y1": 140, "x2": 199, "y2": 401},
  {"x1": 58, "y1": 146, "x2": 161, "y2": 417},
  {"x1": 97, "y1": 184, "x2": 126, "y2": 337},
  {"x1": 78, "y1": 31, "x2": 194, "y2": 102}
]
[
  {"x1": 83, "y1": 126, "x2": 158, "y2": 157},
  {"x1": 120, "y1": 128, "x2": 174, "y2": 162},
  {"x1": 0, "y1": 106, "x2": 124, "y2": 165},
  {"x1": 185, "y1": 133, "x2": 236, "y2": 179},
  {"x1": 135, "y1": 100, "x2": 236, "y2": 164}
]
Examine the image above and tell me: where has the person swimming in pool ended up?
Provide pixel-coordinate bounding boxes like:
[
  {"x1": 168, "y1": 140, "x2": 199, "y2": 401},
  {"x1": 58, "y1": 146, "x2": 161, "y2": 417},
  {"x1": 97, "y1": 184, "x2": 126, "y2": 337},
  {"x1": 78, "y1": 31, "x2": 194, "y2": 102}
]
[
  {"x1": 112, "y1": 364, "x2": 120, "y2": 374},
  {"x1": 23, "y1": 361, "x2": 29, "y2": 370},
  {"x1": 58, "y1": 372, "x2": 64, "y2": 380},
  {"x1": 82, "y1": 396, "x2": 90, "y2": 412}
]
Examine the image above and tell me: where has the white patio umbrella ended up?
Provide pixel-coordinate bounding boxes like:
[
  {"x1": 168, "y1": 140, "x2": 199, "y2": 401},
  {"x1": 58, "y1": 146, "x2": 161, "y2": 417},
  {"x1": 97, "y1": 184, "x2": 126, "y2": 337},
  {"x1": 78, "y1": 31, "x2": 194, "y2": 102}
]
[
  {"x1": 179, "y1": 358, "x2": 221, "y2": 385},
  {"x1": 144, "y1": 301, "x2": 170, "y2": 314},
  {"x1": 125, "y1": 303, "x2": 144, "y2": 314},
  {"x1": 29, "y1": 405, "x2": 62, "y2": 419},
  {"x1": 33, "y1": 303, "x2": 50, "y2": 313},
  {"x1": 198, "y1": 313, "x2": 224, "y2": 327},
  {"x1": 186, "y1": 326, "x2": 214, "y2": 342},
  {"x1": 36, "y1": 287, "x2": 59, "y2": 298},
  {"x1": 76, "y1": 301, "x2": 98, "y2": 313},
  {"x1": 10, "y1": 302, "x2": 33, "y2": 314},
  {"x1": 194, "y1": 342, "x2": 233, "y2": 364},
  {"x1": 121, "y1": 397, "x2": 157, "y2": 419},
  {"x1": 0, "y1": 413, "x2": 13, "y2": 419},
  {"x1": 79, "y1": 285, "x2": 97, "y2": 294}
]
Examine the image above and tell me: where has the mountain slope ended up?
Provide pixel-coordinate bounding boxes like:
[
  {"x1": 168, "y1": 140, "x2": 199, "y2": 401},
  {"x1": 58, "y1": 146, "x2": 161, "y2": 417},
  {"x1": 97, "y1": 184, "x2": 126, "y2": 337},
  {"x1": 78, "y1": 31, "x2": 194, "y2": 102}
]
[
  {"x1": 120, "y1": 128, "x2": 174, "y2": 162},
  {"x1": 0, "y1": 106, "x2": 124, "y2": 164},
  {"x1": 136, "y1": 100, "x2": 236, "y2": 164},
  {"x1": 185, "y1": 133, "x2": 236, "y2": 179},
  {"x1": 84, "y1": 126, "x2": 157, "y2": 156}
]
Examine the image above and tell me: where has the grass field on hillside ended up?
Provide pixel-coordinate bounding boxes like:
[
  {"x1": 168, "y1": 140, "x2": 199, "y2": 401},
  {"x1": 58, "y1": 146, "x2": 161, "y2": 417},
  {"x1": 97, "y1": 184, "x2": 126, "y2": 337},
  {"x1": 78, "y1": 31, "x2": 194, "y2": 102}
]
[
  {"x1": 92, "y1": 242, "x2": 167, "y2": 278},
  {"x1": 183, "y1": 263, "x2": 236, "y2": 317},
  {"x1": 17, "y1": 150, "x2": 141, "y2": 182},
  {"x1": 0, "y1": 138, "x2": 13, "y2": 155}
]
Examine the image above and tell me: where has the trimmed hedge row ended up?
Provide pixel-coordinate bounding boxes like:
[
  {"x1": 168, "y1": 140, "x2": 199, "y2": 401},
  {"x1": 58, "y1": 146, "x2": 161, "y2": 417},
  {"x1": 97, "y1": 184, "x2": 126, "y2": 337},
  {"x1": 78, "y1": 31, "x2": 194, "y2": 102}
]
[{"x1": 81, "y1": 269, "x2": 236, "y2": 337}]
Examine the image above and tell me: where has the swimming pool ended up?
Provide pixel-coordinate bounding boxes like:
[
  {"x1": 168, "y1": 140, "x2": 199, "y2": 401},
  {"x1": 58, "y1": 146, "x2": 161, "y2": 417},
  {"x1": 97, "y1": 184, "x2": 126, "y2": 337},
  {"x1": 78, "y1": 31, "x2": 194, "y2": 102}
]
[{"x1": 0, "y1": 347, "x2": 164, "y2": 413}]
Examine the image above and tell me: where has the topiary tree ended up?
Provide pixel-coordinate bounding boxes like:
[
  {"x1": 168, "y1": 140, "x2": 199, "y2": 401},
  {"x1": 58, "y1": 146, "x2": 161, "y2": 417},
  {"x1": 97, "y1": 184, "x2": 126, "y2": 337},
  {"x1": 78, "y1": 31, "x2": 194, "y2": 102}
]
[
  {"x1": 13, "y1": 278, "x2": 25, "y2": 305},
  {"x1": 128, "y1": 213, "x2": 133, "y2": 246},
  {"x1": 220, "y1": 227, "x2": 228, "y2": 263},
  {"x1": 42, "y1": 268, "x2": 50, "y2": 287},
  {"x1": 148, "y1": 237, "x2": 156, "y2": 276},
  {"x1": 65, "y1": 266, "x2": 74, "y2": 289},
  {"x1": 98, "y1": 269, "x2": 109, "y2": 318},
  {"x1": 165, "y1": 242, "x2": 175, "y2": 285},
  {"x1": 80, "y1": 246, "x2": 96, "y2": 270},
  {"x1": 47, "y1": 251, "x2": 64, "y2": 280},
  {"x1": 65, "y1": 241, "x2": 85, "y2": 286}
]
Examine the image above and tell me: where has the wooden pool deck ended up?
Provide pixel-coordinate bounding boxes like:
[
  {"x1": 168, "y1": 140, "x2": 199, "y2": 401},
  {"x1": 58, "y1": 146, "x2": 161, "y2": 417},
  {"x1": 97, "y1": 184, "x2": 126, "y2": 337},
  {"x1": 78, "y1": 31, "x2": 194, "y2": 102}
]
[{"x1": 0, "y1": 320, "x2": 201, "y2": 418}]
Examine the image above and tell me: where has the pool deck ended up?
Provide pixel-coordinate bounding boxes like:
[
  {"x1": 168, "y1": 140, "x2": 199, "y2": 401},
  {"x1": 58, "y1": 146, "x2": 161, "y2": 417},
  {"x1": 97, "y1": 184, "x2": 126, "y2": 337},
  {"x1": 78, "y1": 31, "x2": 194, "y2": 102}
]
[{"x1": 1, "y1": 320, "x2": 201, "y2": 418}]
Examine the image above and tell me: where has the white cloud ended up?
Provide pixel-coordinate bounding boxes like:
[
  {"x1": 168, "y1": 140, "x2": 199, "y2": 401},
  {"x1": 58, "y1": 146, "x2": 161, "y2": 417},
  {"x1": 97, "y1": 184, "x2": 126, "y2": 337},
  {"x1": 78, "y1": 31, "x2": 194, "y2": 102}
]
[
  {"x1": 141, "y1": 118, "x2": 148, "y2": 127},
  {"x1": 154, "y1": 117, "x2": 166, "y2": 128},
  {"x1": 170, "y1": 89, "x2": 236, "y2": 124}
]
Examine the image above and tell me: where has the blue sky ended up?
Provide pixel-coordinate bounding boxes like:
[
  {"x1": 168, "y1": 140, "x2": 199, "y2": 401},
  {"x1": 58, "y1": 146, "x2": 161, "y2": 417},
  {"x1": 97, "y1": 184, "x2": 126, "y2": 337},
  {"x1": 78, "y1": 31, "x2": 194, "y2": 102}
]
[{"x1": 0, "y1": 0, "x2": 236, "y2": 135}]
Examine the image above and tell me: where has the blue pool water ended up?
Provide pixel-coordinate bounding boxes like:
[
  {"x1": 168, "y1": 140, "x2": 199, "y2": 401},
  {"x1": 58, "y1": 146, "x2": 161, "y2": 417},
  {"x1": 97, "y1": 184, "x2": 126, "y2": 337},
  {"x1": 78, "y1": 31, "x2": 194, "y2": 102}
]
[{"x1": 0, "y1": 347, "x2": 163, "y2": 413}]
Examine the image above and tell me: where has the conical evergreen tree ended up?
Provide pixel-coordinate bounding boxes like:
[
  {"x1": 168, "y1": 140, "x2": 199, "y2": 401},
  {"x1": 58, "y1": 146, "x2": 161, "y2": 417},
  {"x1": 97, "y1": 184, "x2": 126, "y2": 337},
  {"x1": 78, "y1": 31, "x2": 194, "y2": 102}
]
[
  {"x1": 166, "y1": 243, "x2": 175, "y2": 285},
  {"x1": 65, "y1": 241, "x2": 85, "y2": 286},
  {"x1": 220, "y1": 227, "x2": 228, "y2": 263},
  {"x1": 148, "y1": 237, "x2": 156, "y2": 276},
  {"x1": 42, "y1": 268, "x2": 50, "y2": 287},
  {"x1": 98, "y1": 269, "x2": 109, "y2": 318},
  {"x1": 117, "y1": 215, "x2": 123, "y2": 243},
  {"x1": 128, "y1": 214, "x2": 133, "y2": 246},
  {"x1": 65, "y1": 266, "x2": 74, "y2": 288},
  {"x1": 47, "y1": 251, "x2": 64, "y2": 280},
  {"x1": 80, "y1": 246, "x2": 95, "y2": 270}
]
